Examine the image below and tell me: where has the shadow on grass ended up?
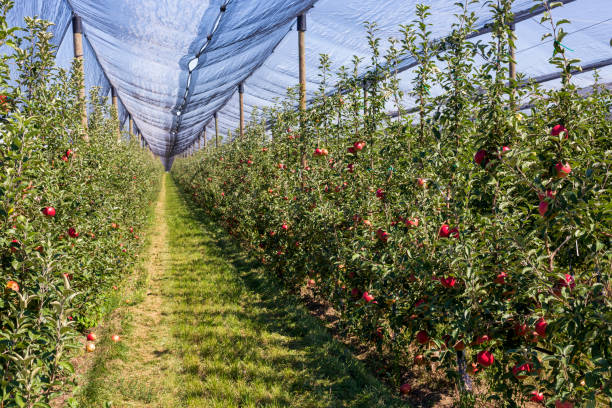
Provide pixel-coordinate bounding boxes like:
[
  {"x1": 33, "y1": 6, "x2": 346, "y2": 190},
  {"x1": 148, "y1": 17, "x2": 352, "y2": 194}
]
[{"x1": 169, "y1": 183, "x2": 417, "y2": 408}]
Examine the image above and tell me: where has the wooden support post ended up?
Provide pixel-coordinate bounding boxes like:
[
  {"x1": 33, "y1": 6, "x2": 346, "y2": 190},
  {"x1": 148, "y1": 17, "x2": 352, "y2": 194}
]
[
  {"x1": 509, "y1": 23, "x2": 516, "y2": 81},
  {"x1": 72, "y1": 14, "x2": 88, "y2": 139},
  {"x1": 203, "y1": 128, "x2": 207, "y2": 150},
  {"x1": 363, "y1": 81, "x2": 368, "y2": 117},
  {"x1": 111, "y1": 87, "x2": 120, "y2": 140},
  {"x1": 297, "y1": 14, "x2": 307, "y2": 112},
  {"x1": 297, "y1": 13, "x2": 307, "y2": 186},
  {"x1": 214, "y1": 112, "x2": 219, "y2": 148},
  {"x1": 129, "y1": 116, "x2": 134, "y2": 139},
  {"x1": 509, "y1": 23, "x2": 517, "y2": 108},
  {"x1": 239, "y1": 83, "x2": 245, "y2": 139}
]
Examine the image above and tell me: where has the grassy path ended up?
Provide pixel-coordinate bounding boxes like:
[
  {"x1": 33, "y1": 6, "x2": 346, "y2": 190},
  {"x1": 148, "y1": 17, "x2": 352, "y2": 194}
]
[{"x1": 77, "y1": 174, "x2": 406, "y2": 408}]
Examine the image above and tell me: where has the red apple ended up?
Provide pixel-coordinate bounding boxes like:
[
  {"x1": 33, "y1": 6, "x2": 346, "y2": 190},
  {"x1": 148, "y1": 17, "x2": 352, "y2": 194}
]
[
  {"x1": 440, "y1": 277, "x2": 456, "y2": 288},
  {"x1": 514, "y1": 323, "x2": 527, "y2": 337},
  {"x1": 414, "y1": 354, "x2": 426, "y2": 365},
  {"x1": 68, "y1": 228, "x2": 79, "y2": 238},
  {"x1": 10, "y1": 239, "x2": 20, "y2": 253},
  {"x1": 555, "y1": 162, "x2": 571, "y2": 178},
  {"x1": 512, "y1": 362, "x2": 532, "y2": 379},
  {"x1": 555, "y1": 401, "x2": 573, "y2": 408},
  {"x1": 449, "y1": 227, "x2": 459, "y2": 238},
  {"x1": 405, "y1": 218, "x2": 419, "y2": 228},
  {"x1": 5, "y1": 280, "x2": 19, "y2": 292},
  {"x1": 353, "y1": 141, "x2": 366, "y2": 151},
  {"x1": 111, "y1": 334, "x2": 120, "y2": 342},
  {"x1": 362, "y1": 291, "x2": 375, "y2": 303},
  {"x1": 281, "y1": 223, "x2": 288, "y2": 230},
  {"x1": 307, "y1": 279, "x2": 316, "y2": 287},
  {"x1": 321, "y1": 148, "x2": 328, "y2": 156},
  {"x1": 417, "y1": 178, "x2": 427, "y2": 188},
  {"x1": 477, "y1": 350, "x2": 494, "y2": 367},
  {"x1": 416, "y1": 330, "x2": 429, "y2": 344},
  {"x1": 313, "y1": 148, "x2": 322, "y2": 156},
  {"x1": 87, "y1": 332, "x2": 97, "y2": 341},
  {"x1": 538, "y1": 189, "x2": 556, "y2": 200},
  {"x1": 551, "y1": 124, "x2": 568, "y2": 138},
  {"x1": 494, "y1": 271, "x2": 507, "y2": 284},
  {"x1": 439, "y1": 224, "x2": 450, "y2": 238},
  {"x1": 474, "y1": 149, "x2": 487, "y2": 166},
  {"x1": 467, "y1": 362, "x2": 479, "y2": 376},
  {"x1": 85, "y1": 342, "x2": 96, "y2": 353},
  {"x1": 535, "y1": 318, "x2": 547, "y2": 337},
  {"x1": 538, "y1": 200, "x2": 549, "y2": 217},
  {"x1": 399, "y1": 383, "x2": 411, "y2": 395},
  {"x1": 375, "y1": 188, "x2": 384, "y2": 199},
  {"x1": 351, "y1": 288, "x2": 360, "y2": 298},
  {"x1": 474, "y1": 334, "x2": 490, "y2": 345},
  {"x1": 530, "y1": 391, "x2": 544, "y2": 403},
  {"x1": 558, "y1": 273, "x2": 575, "y2": 289},
  {"x1": 42, "y1": 207, "x2": 56, "y2": 217},
  {"x1": 376, "y1": 229, "x2": 389, "y2": 243}
]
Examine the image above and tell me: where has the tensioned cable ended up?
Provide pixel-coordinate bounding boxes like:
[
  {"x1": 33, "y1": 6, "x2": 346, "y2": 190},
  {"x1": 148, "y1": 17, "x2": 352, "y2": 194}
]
[
  {"x1": 517, "y1": 17, "x2": 612, "y2": 54},
  {"x1": 166, "y1": 0, "x2": 233, "y2": 158}
]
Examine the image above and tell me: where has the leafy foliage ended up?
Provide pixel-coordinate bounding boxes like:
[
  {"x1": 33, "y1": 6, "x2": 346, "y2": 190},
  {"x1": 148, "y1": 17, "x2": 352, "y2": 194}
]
[
  {"x1": 0, "y1": 2, "x2": 162, "y2": 406},
  {"x1": 173, "y1": 1, "x2": 611, "y2": 406}
]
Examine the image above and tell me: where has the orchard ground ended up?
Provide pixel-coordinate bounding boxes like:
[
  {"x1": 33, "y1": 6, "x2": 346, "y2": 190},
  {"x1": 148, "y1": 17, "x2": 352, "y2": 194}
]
[{"x1": 70, "y1": 174, "x2": 418, "y2": 408}]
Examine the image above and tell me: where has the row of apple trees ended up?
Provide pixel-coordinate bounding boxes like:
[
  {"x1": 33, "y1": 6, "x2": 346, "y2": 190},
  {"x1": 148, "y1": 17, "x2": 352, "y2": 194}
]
[
  {"x1": 173, "y1": 1, "x2": 610, "y2": 407},
  {"x1": 0, "y1": 2, "x2": 162, "y2": 406}
]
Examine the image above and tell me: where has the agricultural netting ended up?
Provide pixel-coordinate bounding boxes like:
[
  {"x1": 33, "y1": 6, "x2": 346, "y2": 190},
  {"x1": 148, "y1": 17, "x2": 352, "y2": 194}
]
[
  {"x1": 172, "y1": 0, "x2": 612, "y2": 406},
  {"x1": 4, "y1": 0, "x2": 611, "y2": 159},
  {"x1": 0, "y1": 1, "x2": 163, "y2": 405},
  {"x1": 1, "y1": 0, "x2": 611, "y2": 406}
]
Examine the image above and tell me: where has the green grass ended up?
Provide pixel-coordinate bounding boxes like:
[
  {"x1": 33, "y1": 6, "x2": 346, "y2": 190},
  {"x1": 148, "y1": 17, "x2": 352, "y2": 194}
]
[{"x1": 75, "y1": 174, "x2": 408, "y2": 408}]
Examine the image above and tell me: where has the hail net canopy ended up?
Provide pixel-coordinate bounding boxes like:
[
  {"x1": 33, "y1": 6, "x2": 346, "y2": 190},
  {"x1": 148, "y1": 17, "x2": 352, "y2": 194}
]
[{"x1": 8, "y1": 1, "x2": 612, "y2": 163}]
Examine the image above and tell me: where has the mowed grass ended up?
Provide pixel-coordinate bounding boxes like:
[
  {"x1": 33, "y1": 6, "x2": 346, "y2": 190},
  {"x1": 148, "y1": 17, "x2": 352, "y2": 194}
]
[
  {"x1": 166, "y1": 176, "x2": 406, "y2": 408},
  {"x1": 76, "y1": 174, "x2": 408, "y2": 407}
]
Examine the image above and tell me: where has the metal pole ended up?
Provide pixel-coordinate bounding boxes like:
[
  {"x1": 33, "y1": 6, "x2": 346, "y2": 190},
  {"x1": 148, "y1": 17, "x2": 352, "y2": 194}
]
[
  {"x1": 72, "y1": 14, "x2": 88, "y2": 139},
  {"x1": 203, "y1": 128, "x2": 207, "y2": 149},
  {"x1": 214, "y1": 112, "x2": 219, "y2": 148},
  {"x1": 239, "y1": 83, "x2": 245, "y2": 138}
]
